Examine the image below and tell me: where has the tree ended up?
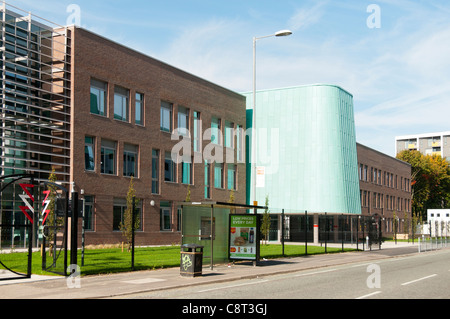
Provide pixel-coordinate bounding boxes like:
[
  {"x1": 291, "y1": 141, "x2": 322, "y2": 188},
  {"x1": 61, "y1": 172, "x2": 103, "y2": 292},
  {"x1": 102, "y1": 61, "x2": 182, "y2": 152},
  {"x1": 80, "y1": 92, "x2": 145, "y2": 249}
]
[
  {"x1": 397, "y1": 150, "x2": 450, "y2": 222},
  {"x1": 260, "y1": 195, "x2": 271, "y2": 245},
  {"x1": 119, "y1": 177, "x2": 140, "y2": 252}
]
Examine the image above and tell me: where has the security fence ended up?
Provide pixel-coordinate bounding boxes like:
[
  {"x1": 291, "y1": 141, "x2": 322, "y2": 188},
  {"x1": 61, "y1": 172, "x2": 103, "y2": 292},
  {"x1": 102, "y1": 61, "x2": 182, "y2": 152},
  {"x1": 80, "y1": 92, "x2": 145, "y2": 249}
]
[{"x1": 418, "y1": 236, "x2": 449, "y2": 253}]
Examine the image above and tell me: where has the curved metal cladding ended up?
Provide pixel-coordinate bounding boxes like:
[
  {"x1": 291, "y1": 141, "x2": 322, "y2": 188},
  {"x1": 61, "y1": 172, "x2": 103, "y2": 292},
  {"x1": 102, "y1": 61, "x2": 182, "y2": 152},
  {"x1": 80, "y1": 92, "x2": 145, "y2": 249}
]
[{"x1": 245, "y1": 84, "x2": 361, "y2": 215}]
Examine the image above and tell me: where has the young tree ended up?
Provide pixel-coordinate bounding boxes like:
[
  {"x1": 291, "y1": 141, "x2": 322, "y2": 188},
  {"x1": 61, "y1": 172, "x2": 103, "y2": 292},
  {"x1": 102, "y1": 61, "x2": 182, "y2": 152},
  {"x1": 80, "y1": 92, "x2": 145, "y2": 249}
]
[{"x1": 119, "y1": 177, "x2": 140, "y2": 252}]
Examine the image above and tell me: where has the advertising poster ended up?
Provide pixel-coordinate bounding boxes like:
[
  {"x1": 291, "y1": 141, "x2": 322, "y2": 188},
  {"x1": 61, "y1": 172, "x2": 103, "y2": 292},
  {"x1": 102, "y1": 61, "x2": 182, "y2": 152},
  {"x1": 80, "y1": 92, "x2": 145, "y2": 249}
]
[{"x1": 229, "y1": 214, "x2": 260, "y2": 260}]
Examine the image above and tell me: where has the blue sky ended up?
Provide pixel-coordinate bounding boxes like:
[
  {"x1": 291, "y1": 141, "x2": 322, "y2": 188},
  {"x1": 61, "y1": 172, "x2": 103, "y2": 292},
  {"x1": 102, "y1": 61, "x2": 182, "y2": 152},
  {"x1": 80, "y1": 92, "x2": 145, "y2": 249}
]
[{"x1": 8, "y1": 0, "x2": 450, "y2": 156}]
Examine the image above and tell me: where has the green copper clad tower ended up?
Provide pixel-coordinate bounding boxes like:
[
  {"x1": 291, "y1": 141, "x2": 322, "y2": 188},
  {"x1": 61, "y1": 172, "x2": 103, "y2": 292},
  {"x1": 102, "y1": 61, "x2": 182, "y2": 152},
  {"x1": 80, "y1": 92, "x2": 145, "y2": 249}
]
[{"x1": 244, "y1": 84, "x2": 361, "y2": 215}]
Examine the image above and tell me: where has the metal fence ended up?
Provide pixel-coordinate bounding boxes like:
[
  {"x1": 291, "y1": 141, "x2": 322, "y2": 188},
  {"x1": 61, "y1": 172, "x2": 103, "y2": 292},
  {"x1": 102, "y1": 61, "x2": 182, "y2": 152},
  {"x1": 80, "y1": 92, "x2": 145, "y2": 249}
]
[{"x1": 418, "y1": 236, "x2": 450, "y2": 253}]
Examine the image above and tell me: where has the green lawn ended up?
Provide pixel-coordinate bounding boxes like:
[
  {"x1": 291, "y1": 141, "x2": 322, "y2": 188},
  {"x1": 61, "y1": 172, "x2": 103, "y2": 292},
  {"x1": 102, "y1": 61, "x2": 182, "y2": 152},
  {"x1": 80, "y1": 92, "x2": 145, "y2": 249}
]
[{"x1": 0, "y1": 244, "x2": 356, "y2": 277}]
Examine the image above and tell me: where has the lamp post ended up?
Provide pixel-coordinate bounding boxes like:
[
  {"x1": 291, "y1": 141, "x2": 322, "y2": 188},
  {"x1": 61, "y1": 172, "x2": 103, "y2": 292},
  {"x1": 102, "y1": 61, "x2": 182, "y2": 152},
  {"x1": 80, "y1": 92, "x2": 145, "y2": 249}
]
[{"x1": 252, "y1": 29, "x2": 292, "y2": 205}]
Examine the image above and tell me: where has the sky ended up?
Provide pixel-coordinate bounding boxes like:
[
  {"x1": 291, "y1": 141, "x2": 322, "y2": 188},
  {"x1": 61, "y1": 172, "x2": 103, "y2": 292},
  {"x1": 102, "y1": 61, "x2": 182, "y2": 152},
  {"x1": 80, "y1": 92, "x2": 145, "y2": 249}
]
[{"x1": 7, "y1": 0, "x2": 450, "y2": 157}]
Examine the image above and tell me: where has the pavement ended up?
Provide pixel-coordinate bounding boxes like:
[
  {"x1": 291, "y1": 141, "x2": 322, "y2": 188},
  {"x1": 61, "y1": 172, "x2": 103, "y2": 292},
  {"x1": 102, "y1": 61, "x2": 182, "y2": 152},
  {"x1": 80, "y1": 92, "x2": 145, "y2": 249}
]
[{"x1": 0, "y1": 241, "x2": 430, "y2": 299}]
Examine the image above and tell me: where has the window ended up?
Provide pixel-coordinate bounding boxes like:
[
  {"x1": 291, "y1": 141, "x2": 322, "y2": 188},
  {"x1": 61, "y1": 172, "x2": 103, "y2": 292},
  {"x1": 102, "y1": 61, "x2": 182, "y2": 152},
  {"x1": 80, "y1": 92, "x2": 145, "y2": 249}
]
[
  {"x1": 205, "y1": 160, "x2": 211, "y2": 199},
  {"x1": 123, "y1": 144, "x2": 138, "y2": 177},
  {"x1": 152, "y1": 150, "x2": 160, "y2": 194},
  {"x1": 177, "y1": 206, "x2": 182, "y2": 231},
  {"x1": 227, "y1": 164, "x2": 236, "y2": 190},
  {"x1": 211, "y1": 117, "x2": 221, "y2": 145},
  {"x1": 160, "y1": 201, "x2": 172, "y2": 231},
  {"x1": 224, "y1": 121, "x2": 234, "y2": 148},
  {"x1": 214, "y1": 163, "x2": 223, "y2": 188},
  {"x1": 160, "y1": 101, "x2": 172, "y2": 132},
  {"x1": 177, "y1": 106, "x2": 189, "y2": 136},
  {"x1": 193, "y1": 111, "x2": 201, "y2": 152},
  {"x1": 85, "y1": 136, "x2": 95, "y2": 171},
  {"x1": 114, "y1": 86, "x2": 129, "y2": 121},
  {"x1": 236, "y1": 125, "x2": 243, "y2": 162},
  {"x1": 101, "y1": 139, "x2": 116, "y2": 175},
  {"x1": 135, "y1": 93, "x2": 144, "y2": 125},
  {"x1": 164, "y1": 152, "x2": 176, "y2": 182},
  {"x1": 84, "y1": 196, "x2": 94, "y2": 231},
  {"x1": 182, "y1": 159, "x2": 192, "y2": 185},
  {"x1": 113, "y1": 198, "x2": 142, "y2": 231},
  {"x1": 90, "y1": 79, "x2": 107, "y2": 116}
]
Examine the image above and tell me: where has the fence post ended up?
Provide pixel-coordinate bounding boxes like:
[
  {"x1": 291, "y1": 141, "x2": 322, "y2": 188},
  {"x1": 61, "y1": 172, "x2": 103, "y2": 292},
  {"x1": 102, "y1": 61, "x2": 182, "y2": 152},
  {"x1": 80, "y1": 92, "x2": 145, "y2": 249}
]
[{"x1": 304, "y1": 211, "x2": 308, "y2": 256}]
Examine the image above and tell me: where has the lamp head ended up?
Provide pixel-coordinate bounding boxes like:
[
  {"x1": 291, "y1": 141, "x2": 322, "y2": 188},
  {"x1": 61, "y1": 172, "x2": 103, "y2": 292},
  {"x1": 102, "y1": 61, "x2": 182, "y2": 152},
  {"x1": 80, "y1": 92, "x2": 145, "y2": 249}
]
[{"x1": 275, "y1": 30, "x2": 293, "y2": 37}]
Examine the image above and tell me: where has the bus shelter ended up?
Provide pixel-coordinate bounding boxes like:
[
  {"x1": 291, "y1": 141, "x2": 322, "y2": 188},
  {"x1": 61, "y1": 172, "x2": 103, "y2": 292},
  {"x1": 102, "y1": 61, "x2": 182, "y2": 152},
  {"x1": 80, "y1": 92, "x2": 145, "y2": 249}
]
[{"x1": 180, "y1": 201, "x2": 266, "y2": 270}]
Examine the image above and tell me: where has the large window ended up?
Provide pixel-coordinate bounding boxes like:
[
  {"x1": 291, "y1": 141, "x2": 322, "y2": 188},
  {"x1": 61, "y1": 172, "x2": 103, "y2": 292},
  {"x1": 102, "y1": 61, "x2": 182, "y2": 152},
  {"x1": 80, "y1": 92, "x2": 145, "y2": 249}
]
[
  {"x1": 135, "y1": 93, "x2": 144, "y2": 125},
  {"x1": 90, "y1": 79, "x2": 107, "y2": 116},
  {"x1": 101, "y1": 139, "x2": 116, "y2": 175},
  {"x1": 214, "y1": 163, "x2": 223, "y2": 188},
  {"x1": 193, "y1": 111, "x2": 201, "y2": 152},
  {"x1": 85, "y1": 136, "x2": 95, "y2": 171},
  {"x1": 152, "y1": 149, "x2": 160, "y2": 194},
  {"x1": 164, "y1": 152, "x2": 176, "y2": 182},
  {"x1": 123, "y1": 143, "x2": 138, "y2": 177},
  {"x1": 113, "y1": 198, "x2": 142, "y2": 231},
  {"x1": 227, "y1": 164, "x2": 236, "y2": 190},
  {"x1": 182, "y1": 158, "x2": 192, "y2": 185},
  {"x1": 224, "y1": 121, "x2": 234, "y2": 148},
  {"x1": 211, "y1": 117, "x2": 221, "y2": 145},
  {"x1": 236, "y1": 124, "x2": 244, "y2": 162},
  {"x1": 114, "y1": 86, "x2": 129, "y2": 122},
  {"x1": 84, "y1": 196, "x2": 94, "y2": 231},
  {"x1": 204, "y1": 161, "x2": 211, "y2": 199},
  {"x1": 160, "y1": 201, "x2": 172, "y2": 231},
  {"x1": 177, "y1": 106, "x2": 189, "y2": 136},
  {"x1": 160, "y1": 101, "x2": 173, "y2": 132}
]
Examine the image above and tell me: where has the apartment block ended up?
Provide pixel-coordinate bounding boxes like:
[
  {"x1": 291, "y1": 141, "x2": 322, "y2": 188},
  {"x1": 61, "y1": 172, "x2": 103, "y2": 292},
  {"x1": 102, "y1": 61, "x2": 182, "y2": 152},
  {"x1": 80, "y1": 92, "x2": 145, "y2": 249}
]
[{"x1": 396, "y1": 131, "x2": 450, "y2": 161}]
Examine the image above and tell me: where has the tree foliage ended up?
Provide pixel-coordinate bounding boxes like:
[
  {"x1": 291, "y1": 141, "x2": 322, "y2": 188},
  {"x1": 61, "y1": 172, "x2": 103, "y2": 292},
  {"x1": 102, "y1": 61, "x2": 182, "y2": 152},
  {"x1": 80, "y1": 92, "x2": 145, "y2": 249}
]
[{"x1": 397, "y1": 150, "x2": 450, "y2": 221}]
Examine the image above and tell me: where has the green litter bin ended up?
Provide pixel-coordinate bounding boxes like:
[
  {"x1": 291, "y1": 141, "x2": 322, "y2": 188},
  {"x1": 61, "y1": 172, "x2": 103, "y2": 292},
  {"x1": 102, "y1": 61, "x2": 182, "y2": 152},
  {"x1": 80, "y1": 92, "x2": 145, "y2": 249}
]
[{"x1": 180, "y1": 244, "x2": 203, "y2": 277}]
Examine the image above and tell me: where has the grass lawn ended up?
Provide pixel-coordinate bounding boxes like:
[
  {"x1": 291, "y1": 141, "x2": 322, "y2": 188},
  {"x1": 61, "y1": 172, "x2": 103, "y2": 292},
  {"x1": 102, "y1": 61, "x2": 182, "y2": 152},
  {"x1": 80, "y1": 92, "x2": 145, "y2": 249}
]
[{"x1": 0, "y1": 244, "x2": 356, "y2": 277}]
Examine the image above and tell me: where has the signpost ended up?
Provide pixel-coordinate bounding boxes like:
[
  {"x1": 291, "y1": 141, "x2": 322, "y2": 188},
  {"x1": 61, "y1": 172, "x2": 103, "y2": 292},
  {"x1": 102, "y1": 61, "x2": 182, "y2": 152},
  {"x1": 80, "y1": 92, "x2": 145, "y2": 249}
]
[{"x1": 229, "y1": 214, "x2": 260, "y2": 261}]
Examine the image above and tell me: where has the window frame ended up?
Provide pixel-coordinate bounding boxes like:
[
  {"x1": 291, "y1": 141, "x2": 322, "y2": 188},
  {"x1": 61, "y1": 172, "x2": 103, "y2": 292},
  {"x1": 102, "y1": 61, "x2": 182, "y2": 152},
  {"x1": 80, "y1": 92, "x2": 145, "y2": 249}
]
[
  {"x1": 135, "y1": 92, "x2": 144, "y2": 126},
  {"x1": 113, "y1": 85, "x2": 130, "y2": 122},
  {"x1": 84, "y1": 136, "x2": 95, "y2": 171},
  {"x1": 101, "y1": 139, "x2": 117, "y2": 175},
  {"x1": 160, "y1": 101, "x2": 173, "y2": 132},
  {"x1": 90, "y1": 78, "x2": 107, "y2": 116}
]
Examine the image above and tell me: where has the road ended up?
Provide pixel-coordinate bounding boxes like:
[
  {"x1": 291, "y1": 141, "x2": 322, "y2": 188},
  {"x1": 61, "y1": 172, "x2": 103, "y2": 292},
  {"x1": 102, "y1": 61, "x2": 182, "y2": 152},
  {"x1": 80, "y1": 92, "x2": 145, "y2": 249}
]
[{"x1": 120, "y1": 249, "x2": 450, "y2": 299}]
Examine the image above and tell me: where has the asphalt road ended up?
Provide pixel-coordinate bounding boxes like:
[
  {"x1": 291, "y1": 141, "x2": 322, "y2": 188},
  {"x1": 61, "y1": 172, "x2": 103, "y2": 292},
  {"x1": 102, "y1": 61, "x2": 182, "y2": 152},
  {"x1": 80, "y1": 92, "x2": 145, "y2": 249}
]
[{"x1": 121, "y1": 248, "x2": 450, "y2": 299}]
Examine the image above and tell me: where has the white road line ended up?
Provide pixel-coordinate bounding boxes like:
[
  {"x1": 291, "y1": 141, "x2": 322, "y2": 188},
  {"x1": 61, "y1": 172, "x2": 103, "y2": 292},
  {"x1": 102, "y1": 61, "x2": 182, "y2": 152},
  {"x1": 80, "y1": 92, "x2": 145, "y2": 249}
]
[
  {"x1": 401, "y1": 274, "x2": 437, "y2": 286},
  {"x1": 197, "y1": 280, "x2": 269, "y2": 293},
  {"x1": 356, "y1": 291, "x2": 382, "y2": 299},
  {"x1": 294, "y1": 269, "x2": 338, "y2": 277}
]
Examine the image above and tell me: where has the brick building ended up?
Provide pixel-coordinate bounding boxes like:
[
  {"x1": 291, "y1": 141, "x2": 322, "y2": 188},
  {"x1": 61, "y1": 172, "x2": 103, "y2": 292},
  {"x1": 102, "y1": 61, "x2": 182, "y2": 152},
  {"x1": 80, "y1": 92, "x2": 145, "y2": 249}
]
[
  {"x1": 357, "y1": 143, "x2": 412, "y2": 235},
  {"x1": 0, "y1": 3, "x2": 246, "y2": 247},
  {"x1": 70, "y1": 27, "x2": 246, "y2": 245}
]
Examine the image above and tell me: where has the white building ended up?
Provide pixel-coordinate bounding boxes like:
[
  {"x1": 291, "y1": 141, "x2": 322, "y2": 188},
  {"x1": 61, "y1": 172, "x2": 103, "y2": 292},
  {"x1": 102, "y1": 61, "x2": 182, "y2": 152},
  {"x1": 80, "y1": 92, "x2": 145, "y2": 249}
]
[{"x1": 426, "y1": 209, "x2": 450, "y2": 237}]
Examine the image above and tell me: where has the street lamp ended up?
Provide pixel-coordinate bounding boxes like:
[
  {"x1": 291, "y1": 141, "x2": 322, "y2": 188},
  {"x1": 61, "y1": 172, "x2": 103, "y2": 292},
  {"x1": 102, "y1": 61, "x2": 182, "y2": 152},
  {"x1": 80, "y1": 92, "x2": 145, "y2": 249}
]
[{"x1": 252, "y1": 29, "x2": 292, "y2": 205}]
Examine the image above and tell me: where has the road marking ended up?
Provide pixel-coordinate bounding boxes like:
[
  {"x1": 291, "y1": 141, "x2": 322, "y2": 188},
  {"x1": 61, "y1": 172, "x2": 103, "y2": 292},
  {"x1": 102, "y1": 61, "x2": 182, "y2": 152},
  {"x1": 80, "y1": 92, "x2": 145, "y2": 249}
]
[
  {"x1": 401, "y1": 274, "x2": 437, "y2": 286},
  {"x1": 294, "y1": 269, "x2": 338, "y2": 277},
  {"x1": 356, "y1": 291, "x2": 382, "y2": 299},
  {"x1": 197, "y1": 280, "x2": 269, "y2": 293}
]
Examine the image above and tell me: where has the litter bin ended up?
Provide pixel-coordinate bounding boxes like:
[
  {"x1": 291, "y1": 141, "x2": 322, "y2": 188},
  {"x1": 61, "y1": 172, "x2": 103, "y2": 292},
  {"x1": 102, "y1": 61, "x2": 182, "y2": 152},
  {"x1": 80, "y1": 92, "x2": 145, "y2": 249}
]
[{"x1": 180, "y1": 244, "x2": 203, "y2": 277}]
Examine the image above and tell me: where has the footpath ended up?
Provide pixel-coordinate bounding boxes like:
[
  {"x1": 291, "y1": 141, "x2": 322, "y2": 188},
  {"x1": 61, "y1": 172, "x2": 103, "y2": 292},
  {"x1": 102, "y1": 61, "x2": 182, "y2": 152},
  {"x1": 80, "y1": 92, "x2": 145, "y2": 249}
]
[{"x1": 0, "y1": 242, "x2": 424, "y2": 299}]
